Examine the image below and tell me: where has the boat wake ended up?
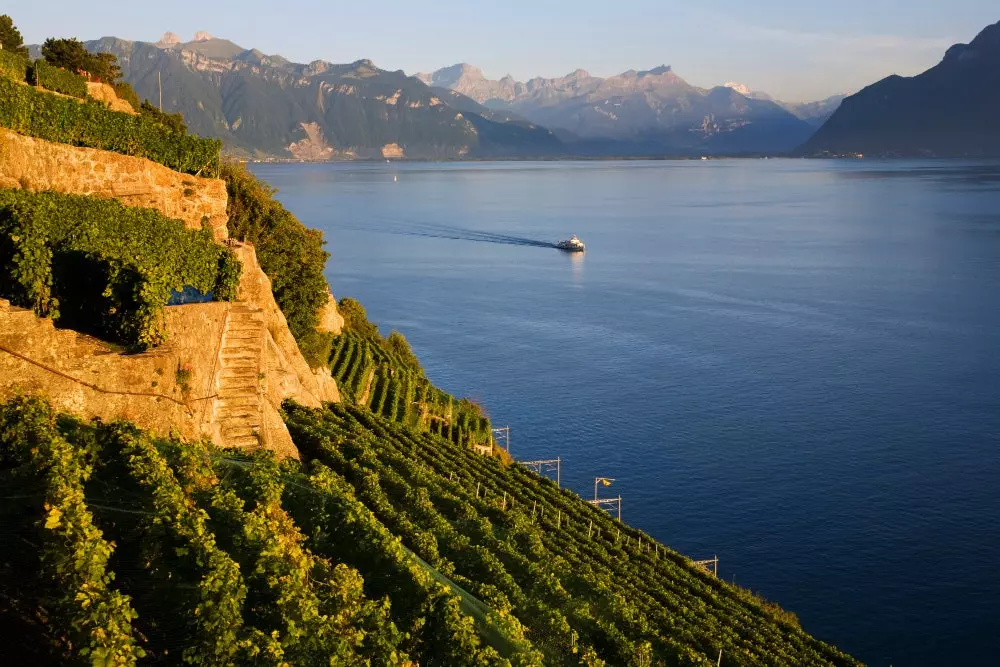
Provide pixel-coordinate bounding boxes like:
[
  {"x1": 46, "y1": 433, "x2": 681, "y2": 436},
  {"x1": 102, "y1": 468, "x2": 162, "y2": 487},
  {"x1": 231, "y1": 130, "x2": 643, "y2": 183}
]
[{"x1": 348, "y1": 221, "x2": 560, "y2": 249}]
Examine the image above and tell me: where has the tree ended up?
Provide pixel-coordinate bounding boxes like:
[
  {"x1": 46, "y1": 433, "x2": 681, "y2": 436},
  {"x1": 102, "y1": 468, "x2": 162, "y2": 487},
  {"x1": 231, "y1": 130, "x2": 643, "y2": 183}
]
[
  {"x1": 0, "y1": 15, "x2": 28, "y2": 57},
  {"x1": 41, "y1": 38, "x2": 90, "y2": 73},
  {"x1": 87, "y1": 51, "x2": 121, "y2": 82},
  {"x1": 41, "y1": 38, "x2": 123, "y2": 82}
]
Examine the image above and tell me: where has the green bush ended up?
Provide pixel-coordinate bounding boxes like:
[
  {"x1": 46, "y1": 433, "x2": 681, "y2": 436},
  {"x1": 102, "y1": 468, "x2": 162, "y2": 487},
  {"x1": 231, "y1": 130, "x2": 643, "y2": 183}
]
[
  {"x1": 220, "y1": 160, "x2": 329, "y2": 340},
  {"x1": 31, "y1": 59, "x2": 87, "y2": 98},
  {"x1": 0, "y1": 77, "x2": 221, "y2": 176},
  {"x1": 140, "y1": 100, "x2": 187, "y2": 134},
  {"x1": 0, "y1": 190, "x2": 238, "y2": 349},
  {"x1": 298, "y1": 329, "x2": 336, "y2": 368},
  {"x1": 112, "y1": 81, "x2": 140, "y2": 112},
  {"x1": 338, "y1": 297, "x2": 380, "y2": 338},
  {"x1": 0, "y1": 48, "x2": 27, "y2": 82}
]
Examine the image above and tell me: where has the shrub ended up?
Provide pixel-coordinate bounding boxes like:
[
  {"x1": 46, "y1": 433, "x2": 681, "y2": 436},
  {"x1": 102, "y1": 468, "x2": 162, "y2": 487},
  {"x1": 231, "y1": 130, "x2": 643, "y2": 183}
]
[
  {"x1": 112, "y1": 81, "x2": 140, "y2": 112},
  {"x1": 0, "y1": 190, "x2": 238, "y2": 349},
  {"x1": 0, "y1": 48, "x2": 27, "y2": 82},
  {"x1": 220, "y1": 160, "x2": 330, "y2": 340},
  {"x1": 386, "y1": 330, "x2": 421, "y2": 371},
  {"x1": 31, "y1": 59, "x2": 87, "y2": 98},
  {"x1": 140, "y1": 99, "x2": 187, "y2": 133},
  {"x1": 338, "y1": 297, "x2": 379, "y2": 338},
  {"x1": 0, "y1": 77, "x2": 221, "y2": 176},
  {"x1": 298, "y1": 329, "x2": 336, "y2": 369}
]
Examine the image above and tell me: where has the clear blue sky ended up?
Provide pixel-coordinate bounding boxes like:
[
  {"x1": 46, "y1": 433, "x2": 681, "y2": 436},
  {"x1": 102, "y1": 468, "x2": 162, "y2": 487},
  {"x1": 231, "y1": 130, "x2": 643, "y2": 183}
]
[{"x1": 11, "y1": 1, "x2": 998, "y2": 101}]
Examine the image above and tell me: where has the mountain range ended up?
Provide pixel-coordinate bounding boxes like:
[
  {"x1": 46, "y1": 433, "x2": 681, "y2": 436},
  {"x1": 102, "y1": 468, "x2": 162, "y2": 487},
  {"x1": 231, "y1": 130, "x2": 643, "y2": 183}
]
[
  {"x1": 416, "y1": 64, "x2": 829, "y2": 154},
  {"x1": 51, "y1": 34, "x2": 561, "y2": 160},
  {"x1": 28, "y1": 19, "x2": 1000, "y2": 160},
  {"x1": 799, "y1": 20, "x2": 1000, "y2": 157}
]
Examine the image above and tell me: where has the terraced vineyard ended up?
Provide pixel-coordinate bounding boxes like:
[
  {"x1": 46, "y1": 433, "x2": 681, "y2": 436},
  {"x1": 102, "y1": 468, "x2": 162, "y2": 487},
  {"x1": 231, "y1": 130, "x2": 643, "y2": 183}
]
[
  {"x1": 0, "y1": 396, "x2": 521, "y2": 666},
  {"x1": 328, "y1": 329, "x2": 493, "y2": 450},
  {"x1": 285, "y1": 402, "x2": 861, "y2": 667}
]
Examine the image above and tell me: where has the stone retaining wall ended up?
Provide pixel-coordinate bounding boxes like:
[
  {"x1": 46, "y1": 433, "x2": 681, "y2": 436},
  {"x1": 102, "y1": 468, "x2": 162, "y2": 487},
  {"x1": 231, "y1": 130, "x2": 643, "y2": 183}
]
[{"x1": 0, "y1": 128, "x2": 229, "y2": 241}]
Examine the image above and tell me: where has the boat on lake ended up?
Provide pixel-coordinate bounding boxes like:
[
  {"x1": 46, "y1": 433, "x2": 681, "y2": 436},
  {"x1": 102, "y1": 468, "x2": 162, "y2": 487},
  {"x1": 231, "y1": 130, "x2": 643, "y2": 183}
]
[{"x1": 556, "y1": 235, "x2": 586, "y2": 252}]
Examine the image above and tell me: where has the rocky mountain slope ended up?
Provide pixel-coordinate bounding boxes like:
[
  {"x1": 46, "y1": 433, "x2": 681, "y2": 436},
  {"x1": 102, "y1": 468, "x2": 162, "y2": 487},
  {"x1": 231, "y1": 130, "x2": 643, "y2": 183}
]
[
  {"x1": 67, "y1": 34, "x2": 562, "y2": 159},
  {"x1": 418, "y1": 63, "x2": 816, "y2": 154},
  {"x1": 798, "y1": 20, "x2": 1000, "y2": 157}
]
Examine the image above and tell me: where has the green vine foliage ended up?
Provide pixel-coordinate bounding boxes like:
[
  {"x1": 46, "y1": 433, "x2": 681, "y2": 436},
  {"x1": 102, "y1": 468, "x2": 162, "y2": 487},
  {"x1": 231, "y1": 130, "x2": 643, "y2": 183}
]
[
  {"x1": 0, "y1": 190, "x2": 239, "y2": 349},
  {"x1": 220, "y1": 160, "x2": 330, "y2": 342},
  {"x1": 0, "y1": 394, "x2": 859, "y2": 665},
  {"x1": 0, "y1": 48, "x2": 27, "y2": 82},
  {"x1": 0, "y1": 77, "x2": 221, "y2": 176},
  {"x1": 328, "y1": 313, "x2": 492, "y2": 448},
  {"x1": 31, "y1": 59, "x2": 88, "y2": 98},
  {"x1": 0, "y1": 396, "x2": 144, "y2": 665},
  {"x1": 284, "y1": 401, "x2": 863, "y2": 667}
]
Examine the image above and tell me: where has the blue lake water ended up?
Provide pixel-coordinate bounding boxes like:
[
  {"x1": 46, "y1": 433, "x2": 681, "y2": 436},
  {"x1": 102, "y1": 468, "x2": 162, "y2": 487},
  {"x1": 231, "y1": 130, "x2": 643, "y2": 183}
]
[{"x1": 251, "y1": 159, "x2": 1000, "y2": 666}]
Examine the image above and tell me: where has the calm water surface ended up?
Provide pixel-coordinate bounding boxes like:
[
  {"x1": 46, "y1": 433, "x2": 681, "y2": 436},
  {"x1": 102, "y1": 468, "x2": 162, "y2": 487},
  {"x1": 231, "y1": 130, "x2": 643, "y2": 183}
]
[{"x1": 252, "y1": 160, "x2": 1000, "y2": 666}]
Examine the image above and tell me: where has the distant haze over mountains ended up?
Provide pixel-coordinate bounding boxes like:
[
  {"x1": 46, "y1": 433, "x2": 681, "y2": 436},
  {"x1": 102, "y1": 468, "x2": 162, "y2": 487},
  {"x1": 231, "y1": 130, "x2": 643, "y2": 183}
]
[
  {"x1": 415, "y1": 63, "x2": 843, "y2": 153},
  {"x1": 800, "y1": 20, "x2": 1000, "y2": 157}
]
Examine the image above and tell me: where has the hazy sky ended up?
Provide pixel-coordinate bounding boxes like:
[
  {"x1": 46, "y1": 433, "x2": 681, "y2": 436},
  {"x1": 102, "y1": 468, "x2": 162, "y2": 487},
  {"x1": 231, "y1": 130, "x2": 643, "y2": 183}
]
[{"x1": 11, "y1": 1, "x2": 998, "y2": 101}]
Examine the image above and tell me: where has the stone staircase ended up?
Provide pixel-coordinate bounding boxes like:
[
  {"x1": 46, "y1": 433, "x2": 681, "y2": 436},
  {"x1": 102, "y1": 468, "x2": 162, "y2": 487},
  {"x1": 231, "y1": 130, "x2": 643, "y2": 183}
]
[{"x1": 212, "y1": 304, "x2": 267, "y2": 449}]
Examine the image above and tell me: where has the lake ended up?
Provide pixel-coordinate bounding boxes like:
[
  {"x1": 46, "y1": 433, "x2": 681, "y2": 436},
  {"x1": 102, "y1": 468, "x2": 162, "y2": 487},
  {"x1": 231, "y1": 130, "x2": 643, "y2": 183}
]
[{"x1": 251, "y1": 159, "x2": 1000, "y2": 666}]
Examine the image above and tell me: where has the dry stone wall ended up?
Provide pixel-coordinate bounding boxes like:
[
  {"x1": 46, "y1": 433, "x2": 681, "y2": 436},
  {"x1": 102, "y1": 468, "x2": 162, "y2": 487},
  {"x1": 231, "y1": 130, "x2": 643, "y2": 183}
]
[
  {"x1": 0, "y1": 128, "x2": 343, "y2": 458},
  {"x1": 0, "y1": 128, "x2": 228, "y2": 241}
]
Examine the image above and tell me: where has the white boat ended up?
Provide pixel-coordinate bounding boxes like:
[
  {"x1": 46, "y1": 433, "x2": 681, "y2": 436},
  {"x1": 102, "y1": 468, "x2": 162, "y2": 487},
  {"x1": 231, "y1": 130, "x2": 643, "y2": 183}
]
[{"x1": 556, "y1": 235, "x2": 586, "y2": 252}]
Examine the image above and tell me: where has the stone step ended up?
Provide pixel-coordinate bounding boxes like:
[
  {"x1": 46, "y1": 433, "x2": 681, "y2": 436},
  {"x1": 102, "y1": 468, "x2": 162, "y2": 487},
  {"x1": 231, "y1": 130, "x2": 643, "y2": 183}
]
[
  {"x1": 222, "y1": 426, "x2": 260, "y2": 441},
  {"x1": 215, "y1": 395, "x2": 258, "y2": 407},
  {"x1": 218, "y1": 381, "x2": 258, "y2": 393},
  {"x1": 220, "y1": 367, "x2": 258, "y2": 377},
  {"x1": 217, "y1": 407, "x2": 259, "y2": 420},
  {"x1": 219, "y1": 387, "x2": 259, "y2": 401},
  {"x1": 225, "y1": 435, "x2": 260, "y2": 449},
  {"x1": 221, "y1": 358, "x2": 258, "y2": 369},
  {"x1": 219, "y1": 370, "x2": 259, "y2": 380},
  {"x1": 224, "y1": 331, "x2": 261, "y2": 340},
  {"x1": 221, "y1": 348, "x2": 260, "y2": 359}
]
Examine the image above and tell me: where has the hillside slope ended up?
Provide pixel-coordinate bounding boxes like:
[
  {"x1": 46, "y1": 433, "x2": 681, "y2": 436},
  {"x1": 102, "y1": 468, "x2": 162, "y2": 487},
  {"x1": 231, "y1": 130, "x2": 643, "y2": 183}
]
[
  {"x1": 798, "y1": 20, "x2": 1000, "y2": 156},
  {"x1": 0, "y1": 394, "x2": 861, "y2": 666}
]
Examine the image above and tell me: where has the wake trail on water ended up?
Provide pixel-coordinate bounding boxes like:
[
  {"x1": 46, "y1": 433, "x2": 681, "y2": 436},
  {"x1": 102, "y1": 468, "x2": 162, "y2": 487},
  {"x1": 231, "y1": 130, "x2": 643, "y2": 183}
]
[{"x1": 346, "y1": 220, "x2": 560, "y2": 249}]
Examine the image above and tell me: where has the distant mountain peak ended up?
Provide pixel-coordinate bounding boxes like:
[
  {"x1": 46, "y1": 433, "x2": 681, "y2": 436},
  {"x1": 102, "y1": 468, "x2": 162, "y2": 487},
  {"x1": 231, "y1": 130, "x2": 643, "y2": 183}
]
[
  {"x1": 157, "y1": 31, "x2": 181, "y2": 47},
  {"x1": 943, "y1": 19, "x2": 1000, "y2": 64},
  {"x1": 723, "y1": 81, "x2": 752, "y2": 96},
  {"x1": 193, "y1": 31, "x2": 214, "y2": 42}
]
